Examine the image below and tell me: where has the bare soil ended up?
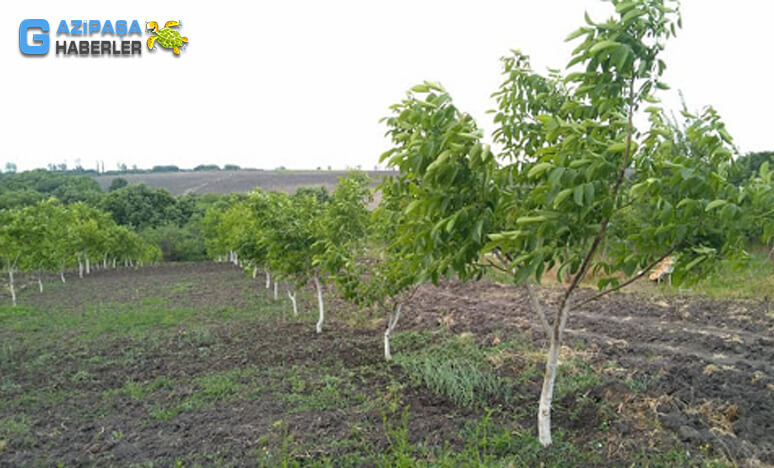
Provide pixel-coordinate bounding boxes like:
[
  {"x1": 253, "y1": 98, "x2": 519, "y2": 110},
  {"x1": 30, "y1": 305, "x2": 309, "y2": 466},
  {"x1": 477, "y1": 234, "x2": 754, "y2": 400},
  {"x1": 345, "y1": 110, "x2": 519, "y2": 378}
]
[
  {"x1": 1, "y1": 263, "x2": 771, "y2": 466},
  {"x1": 407, "y1": 280, "x2": 774, "y2": 464}
]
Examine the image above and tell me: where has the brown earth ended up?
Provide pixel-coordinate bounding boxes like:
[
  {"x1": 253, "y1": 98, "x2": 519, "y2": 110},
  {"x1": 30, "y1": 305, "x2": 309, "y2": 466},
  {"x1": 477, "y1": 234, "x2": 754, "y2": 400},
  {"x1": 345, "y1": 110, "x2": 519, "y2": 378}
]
[
  {"x1": 1, "y1": 263, "x2": 771, "y2": 466},
  {"x1": 405, "y1": 280, "x2": 774, "y2": 465}
]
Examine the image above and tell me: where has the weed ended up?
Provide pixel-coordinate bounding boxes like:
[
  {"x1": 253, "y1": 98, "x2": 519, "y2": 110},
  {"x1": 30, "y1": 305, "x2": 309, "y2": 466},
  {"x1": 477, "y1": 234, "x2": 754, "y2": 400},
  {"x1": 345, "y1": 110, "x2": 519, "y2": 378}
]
[
  {"x1": 70, "y1": 370, "x2": 94, "y2": 383},
  {"x1": 395, "y1": 334, "x2": 513, "y2": 408}
]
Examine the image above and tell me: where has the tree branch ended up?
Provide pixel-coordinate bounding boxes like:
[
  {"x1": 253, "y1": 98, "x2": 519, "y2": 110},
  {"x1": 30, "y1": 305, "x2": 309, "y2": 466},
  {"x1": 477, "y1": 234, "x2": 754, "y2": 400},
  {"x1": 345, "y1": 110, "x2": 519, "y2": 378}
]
[
  {"x1": 572, "y1": 244, "x2": 679, "y2": 309},
  {"x1": 557, "y1": 77, "x2": 637, "y2": 316},
  {"x1": 476, "y1": 260, "x2": 510, "y2": 274},
  {"x1": 527, "y1": 283, "x2": 552, "y2": 335}
]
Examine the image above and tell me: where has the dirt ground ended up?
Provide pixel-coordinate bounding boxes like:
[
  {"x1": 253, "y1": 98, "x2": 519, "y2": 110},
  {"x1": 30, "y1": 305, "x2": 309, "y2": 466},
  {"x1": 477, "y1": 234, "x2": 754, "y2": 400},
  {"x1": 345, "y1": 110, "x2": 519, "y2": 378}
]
[
  {"x1": 407, "y1": 280, "x2": 773, "y2": 464},
  {"x1": 1, "y1": 263, "x2": 771, "y2": 466}
]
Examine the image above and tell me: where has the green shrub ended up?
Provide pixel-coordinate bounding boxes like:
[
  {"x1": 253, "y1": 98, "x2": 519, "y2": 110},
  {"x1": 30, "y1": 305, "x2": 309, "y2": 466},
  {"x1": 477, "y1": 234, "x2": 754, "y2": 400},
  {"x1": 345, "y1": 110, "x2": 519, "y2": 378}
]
[{"x1": 141, "y1": 221, "x2": 206, "y2": 261}]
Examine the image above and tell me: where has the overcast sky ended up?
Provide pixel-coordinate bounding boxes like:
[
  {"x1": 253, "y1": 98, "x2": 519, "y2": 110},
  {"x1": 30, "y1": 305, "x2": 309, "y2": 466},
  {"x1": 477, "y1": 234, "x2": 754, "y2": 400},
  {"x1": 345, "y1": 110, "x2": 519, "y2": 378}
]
[{"x1": 1, "y1": 1, "x2": 771, "y2": 172}]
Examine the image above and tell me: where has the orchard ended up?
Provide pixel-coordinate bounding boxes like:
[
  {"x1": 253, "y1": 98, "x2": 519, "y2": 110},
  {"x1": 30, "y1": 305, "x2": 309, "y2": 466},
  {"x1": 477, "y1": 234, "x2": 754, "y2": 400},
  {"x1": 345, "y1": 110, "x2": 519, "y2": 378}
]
[{"x1": 1, "y1": 0, "x2": 772, "y2": 465}]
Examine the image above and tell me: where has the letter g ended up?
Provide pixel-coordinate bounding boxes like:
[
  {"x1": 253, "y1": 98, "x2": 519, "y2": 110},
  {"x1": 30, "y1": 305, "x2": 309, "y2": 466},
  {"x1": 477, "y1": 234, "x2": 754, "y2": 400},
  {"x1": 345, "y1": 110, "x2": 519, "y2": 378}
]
[{"x1": 20, "y1": 19, "x2": 50, "y2": 55}]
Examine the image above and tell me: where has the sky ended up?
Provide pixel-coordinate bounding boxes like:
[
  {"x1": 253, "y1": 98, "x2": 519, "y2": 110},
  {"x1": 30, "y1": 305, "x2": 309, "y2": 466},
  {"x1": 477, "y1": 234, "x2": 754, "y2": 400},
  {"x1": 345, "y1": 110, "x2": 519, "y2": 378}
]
[{"x1": 1, "y1": 1, "x2": 772, "y2": 173}]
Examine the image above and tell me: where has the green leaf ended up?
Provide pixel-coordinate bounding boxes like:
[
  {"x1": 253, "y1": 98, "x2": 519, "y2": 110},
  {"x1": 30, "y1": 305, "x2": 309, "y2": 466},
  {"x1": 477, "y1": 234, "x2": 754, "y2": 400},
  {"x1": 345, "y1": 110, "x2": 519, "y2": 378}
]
[
  {"x1": 569, "y1": 159, "x2": 592, "y2": 169},
  {"x1": 553, "y1": 188, "x2": 573, "y2": 208},
  {"x1": 622, "y1": 8, "x2": 644, "y2": 23},
  {"x1": 411, "y1": 84, "x2": 430, "y2": 93},
  {"x1": 565, "y1": 27, "x2": 592, "y2": 42},
  {"x1": 548, "y1": 167, "x2": 566, "y2": 186},
  {"x1": 516, "y1": 216, "x2": 547, "y2": 226},
  {"x1": 705, "y1": 199, "x2": 727, "y2": 212},
  {"x1": 615, "y1": 1, "x2": 638, "y2": 14},
  {"x1": 683, "y1": 256, "x2": 705, "y2": 272},
  {"x1": 573, "y1": 186, "x2": 584, "y2": 206},
  {"x1": 405, "y1": 199, "x2": 422, "y2": 214},
  {"x1": 718, "y1": 128, "x2": 733, "y2": 144},
  {"x1": 606, "y1": 142, "x2": 628, "y2": 153},
  {"x1": 527, "y1": 162, "x2": 554, "y2": 179},
  {"x1": 613, "y1": 45, "x2": 630, "y2": 69},
  {"x1": 426, "y1": 150, "x2": 452, "y2": 173},
  {"x1": 473, "y1": 219, "x2": 484, "y2": 243},
  {"x1": 589, "y1": 40, "x2": 620, "y2": 55},
  {"x1": 584, "y1": 183, "x2": 595, "y2": 206}
]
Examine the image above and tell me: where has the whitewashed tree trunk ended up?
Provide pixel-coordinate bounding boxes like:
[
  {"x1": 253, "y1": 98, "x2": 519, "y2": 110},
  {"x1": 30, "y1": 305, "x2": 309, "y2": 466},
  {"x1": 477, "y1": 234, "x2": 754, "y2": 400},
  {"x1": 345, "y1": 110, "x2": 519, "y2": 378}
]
[
  {"x1": 8, "y1": 269, "x2": 16, "y2": 307},
  {"x1": 78, "y1": 256, "x2": 84, "y2": 278},
  {"x1": 313, "y1": 275, "x2": 324, "y2": 334},
  {"x1": 37, "y1": 272, "x2": 43, "y2": 293},
  {"x1": 287, "y1": 290, "x2": 298, "y2": 316},
  {"x1": 384, "y1": 304, "x2": 403, "y2": 361},
  {"x1": 103, "y1": 253, "x2": 108, "y2": 269},
  {"x1": 112, "y1": 258, "x2": 117, "y2": 268},
  {"x1": 60, "y1": 270, "x2": 66, "y2": 283},
  {"x1": 252, "y1": 267, "x2": 258, "y2": 279},
  {"x1": 537, "y1": 301, "x2": 570, "y2": 447},
  {"x1": 273, "y1": 281, "x2": 278, "y2": 301},
  {"x1": 265, "y1": 271, "x2": 271, "y2": 289},
  {"x1": 85, "y1": 256, "x2": 90, "y2": 275}
]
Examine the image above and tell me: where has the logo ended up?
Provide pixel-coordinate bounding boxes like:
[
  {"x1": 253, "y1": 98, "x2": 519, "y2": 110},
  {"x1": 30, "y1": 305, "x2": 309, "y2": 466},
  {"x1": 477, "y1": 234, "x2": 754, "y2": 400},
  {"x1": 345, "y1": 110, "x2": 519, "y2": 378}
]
[
  {"x1": 19, "y1": 19, "x2": 50, "y2": 55},
  {"x1": 18, "y1": 18, "x2": 189, "y2": 57},
  {"x1": 146, "y1": 21, "x2": 188, "y2": 55}
]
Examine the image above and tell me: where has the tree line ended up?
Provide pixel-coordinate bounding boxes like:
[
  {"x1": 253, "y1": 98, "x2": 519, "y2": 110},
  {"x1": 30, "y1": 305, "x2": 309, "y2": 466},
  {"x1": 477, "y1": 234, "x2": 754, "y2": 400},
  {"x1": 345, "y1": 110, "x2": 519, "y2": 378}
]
[{"x1": 0, "y1": 200, "x2": 160, "y2": 306}]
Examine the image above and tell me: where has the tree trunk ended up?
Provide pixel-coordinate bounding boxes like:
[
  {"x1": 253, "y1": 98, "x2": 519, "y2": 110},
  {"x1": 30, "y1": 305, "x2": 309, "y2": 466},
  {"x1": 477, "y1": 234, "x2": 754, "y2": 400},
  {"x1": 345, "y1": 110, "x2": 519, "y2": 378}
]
[
  {"x1": 103, "y1": 253, "x2": 108, "y2": 269},
  {"x1": 313, "y1": 275, "x2": 324, "y2": 334},
  {"x1": 60, "y1": 270, "x2": 66, "y2": 283},
  {"x1": 112, "y1": 258, "x2": 117, "y2": 268},
  {"x1": 273, "y1": 281, "x2": 278, "y2": 301},
  {"x1": 265, "y1": 271, "x2": 271, "y2": 289},
  {"x1": 78, "y1": 256, "x2": 84, "y2": 278},
  {"x1": 8, "y1": 269, "x2": 16, "y2": 307},
  {"x1": 384, "y1": 304, "x2": 403, "y2": 361},
  {"x1": 287, "y1": 290, "x2": 298, "y2": 316},
  {"x1": 85, "y1": 256, "x2": 90, "y2": 275},
  {"x1": 37, "y1": 271, "x2": 43, "y2": 293},
  {"x1": 252, "y1": 267, "x2": 258, "y2": 279},
  {"x1": 537, "y1": 302, "x2": 570, "y2": 447}
]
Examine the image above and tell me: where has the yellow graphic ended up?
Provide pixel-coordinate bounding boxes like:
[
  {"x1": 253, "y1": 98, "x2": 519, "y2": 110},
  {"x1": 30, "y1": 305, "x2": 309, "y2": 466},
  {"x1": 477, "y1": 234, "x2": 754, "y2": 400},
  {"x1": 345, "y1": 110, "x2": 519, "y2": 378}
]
[{"x1": 146, "y1": 20, "x2": 188, "y2": 55}]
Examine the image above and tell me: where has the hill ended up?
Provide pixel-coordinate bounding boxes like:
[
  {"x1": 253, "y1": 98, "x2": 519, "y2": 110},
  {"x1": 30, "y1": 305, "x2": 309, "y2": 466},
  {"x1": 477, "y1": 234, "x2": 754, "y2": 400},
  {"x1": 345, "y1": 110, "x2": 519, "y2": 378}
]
[{"x1": 93, "y1": 170, "x2": 395, "y2": 196}]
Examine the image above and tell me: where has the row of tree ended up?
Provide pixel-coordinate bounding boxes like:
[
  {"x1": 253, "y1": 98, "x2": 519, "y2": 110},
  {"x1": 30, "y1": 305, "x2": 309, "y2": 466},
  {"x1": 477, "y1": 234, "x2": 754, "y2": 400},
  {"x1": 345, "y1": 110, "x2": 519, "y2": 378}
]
[
  {"x1": 202, "y1": 174, "x2": 381, "y2": 335},
  {"x1": 0, "y1": 200, "x2": 161, "y2": 306},
  {"x1": 201, "y1": 0, "x2": 774, "y2": 449}
]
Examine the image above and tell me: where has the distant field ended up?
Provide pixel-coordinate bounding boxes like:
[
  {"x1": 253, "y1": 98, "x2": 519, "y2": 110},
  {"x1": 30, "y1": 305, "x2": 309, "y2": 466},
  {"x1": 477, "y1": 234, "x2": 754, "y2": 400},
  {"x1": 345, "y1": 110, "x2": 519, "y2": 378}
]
[{"x1": 93, "y1": 170, "x2": 395, "y2": 195}]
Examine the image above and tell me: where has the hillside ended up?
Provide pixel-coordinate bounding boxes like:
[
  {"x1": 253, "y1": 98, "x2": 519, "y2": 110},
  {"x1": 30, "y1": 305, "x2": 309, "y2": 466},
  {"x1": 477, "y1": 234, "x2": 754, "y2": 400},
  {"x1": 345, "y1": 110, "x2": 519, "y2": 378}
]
[{"x1": 93, "y1": 170, "x2": 395, "y2": 196}]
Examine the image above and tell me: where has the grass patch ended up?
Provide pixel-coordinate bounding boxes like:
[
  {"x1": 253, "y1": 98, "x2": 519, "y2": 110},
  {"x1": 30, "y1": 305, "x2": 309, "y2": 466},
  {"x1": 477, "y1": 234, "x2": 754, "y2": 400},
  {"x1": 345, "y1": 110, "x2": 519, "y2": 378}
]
[
  {"x1": 169, "y1": 281, "x2": 195, "y2": 295},
  {"x1": 147, "y1": 367, "x2": 263, "y2": 421},
  {"x1": 395, "y1": 333, "x2": 514, "y2": 408},
  {"x1": 280, "y1": 367, "x2": 365, "y2": 413},
  {"x1": 660, "y1": 251, "x2": 774, "y2": 299}
]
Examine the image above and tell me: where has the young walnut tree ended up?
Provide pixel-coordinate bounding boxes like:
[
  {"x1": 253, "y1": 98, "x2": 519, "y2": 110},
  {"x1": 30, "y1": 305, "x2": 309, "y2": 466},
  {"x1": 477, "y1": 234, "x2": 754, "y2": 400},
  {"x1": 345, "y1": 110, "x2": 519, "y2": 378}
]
[{"x1": 380, "y1": 0, "x2": 758, "y2": 447}]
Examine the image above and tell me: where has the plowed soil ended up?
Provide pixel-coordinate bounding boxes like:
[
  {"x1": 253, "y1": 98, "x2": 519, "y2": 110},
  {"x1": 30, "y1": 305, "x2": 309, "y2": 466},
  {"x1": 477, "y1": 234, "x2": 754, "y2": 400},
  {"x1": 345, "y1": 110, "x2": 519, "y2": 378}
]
[
  {"x1": 407, "y1": 280, "x2": 773, "y2": 464},
  {"x1": 1, "y1": 263, "x2": 771, "y2": 466}
]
